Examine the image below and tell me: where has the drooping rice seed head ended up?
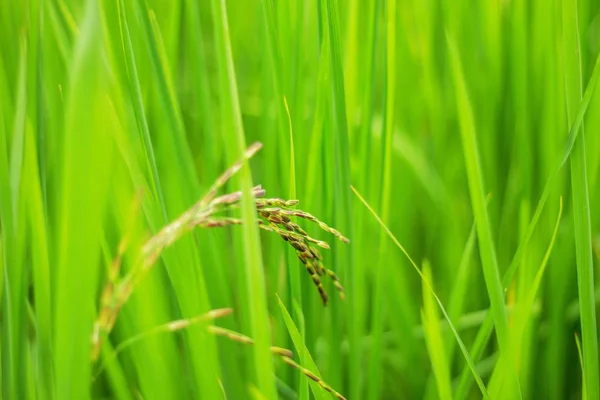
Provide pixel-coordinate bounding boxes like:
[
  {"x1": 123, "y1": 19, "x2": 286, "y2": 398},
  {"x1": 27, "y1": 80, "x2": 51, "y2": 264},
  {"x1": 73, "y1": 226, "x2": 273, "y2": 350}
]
[{"x1": 277, "y1": 234, "x2": 335, "y2": 301}]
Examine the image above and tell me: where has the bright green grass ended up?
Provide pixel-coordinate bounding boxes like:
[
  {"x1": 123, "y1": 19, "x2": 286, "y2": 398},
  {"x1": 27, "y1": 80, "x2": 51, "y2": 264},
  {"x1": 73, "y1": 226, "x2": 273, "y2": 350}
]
[{"x1": 1, "y1": 0, "x2": 600, "y2": 399}]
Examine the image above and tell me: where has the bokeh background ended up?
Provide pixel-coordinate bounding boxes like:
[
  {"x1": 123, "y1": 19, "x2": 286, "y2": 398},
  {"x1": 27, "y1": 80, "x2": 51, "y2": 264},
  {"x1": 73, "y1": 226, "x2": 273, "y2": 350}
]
[{"x1": 1, "y1": 0, "x2": 600, "y2": 399}]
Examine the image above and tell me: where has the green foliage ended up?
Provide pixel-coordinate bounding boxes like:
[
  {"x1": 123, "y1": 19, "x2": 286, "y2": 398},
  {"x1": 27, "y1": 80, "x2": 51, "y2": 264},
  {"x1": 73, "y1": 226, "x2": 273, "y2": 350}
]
[{"x1": 1, "y1": 0, "x2": 600, "y2": 399}]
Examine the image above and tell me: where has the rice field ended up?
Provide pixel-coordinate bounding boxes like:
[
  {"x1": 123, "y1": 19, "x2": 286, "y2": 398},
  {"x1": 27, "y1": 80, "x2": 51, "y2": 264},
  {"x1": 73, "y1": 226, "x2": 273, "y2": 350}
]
[{"x1": 1, "y1": 0, "x2": 600, "y2": 399}]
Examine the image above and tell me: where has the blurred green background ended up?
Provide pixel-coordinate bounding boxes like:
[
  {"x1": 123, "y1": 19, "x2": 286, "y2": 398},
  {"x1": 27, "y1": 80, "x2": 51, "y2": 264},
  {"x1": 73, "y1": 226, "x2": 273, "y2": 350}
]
[{"x1": 1, "y1": 0, "x2": 600, "y2": 399}]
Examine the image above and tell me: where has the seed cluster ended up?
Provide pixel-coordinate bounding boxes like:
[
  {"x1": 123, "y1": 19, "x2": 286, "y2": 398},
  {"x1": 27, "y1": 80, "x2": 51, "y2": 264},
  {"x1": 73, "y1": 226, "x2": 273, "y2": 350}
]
[
  {"x1": 199, "y1": 201, "x2": 350, "y2": 305},
  {"x1": 91, "y1": 142, "x2": 350, "y2": 400},
  {"x1": 256, "y1": 205, "x2": 348, "y2": 305}
]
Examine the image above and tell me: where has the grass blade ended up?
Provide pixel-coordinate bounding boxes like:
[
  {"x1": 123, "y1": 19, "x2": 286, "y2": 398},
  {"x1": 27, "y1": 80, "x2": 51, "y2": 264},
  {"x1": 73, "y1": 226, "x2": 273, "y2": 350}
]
[
  {"x1": 562, "y1": 2, "x2": 599, "y2": 399},
  {"x1": 421, "y1": 261, "x2": 452, "y2": 400},
  {"x1": 446, "y1": 33, "x2": 510, "y2": 352},
  {"x1": 446, "y1": 33, "x2": 521, "y2": 398},
  {"x1": 1, "y1": 32, "x2": 27, "y2": 400},
  {"x1": 53, "y1": 2, "x2": 114, "y2": 396},
  {"x1": 575, "y1": 333, "x2": 587, "y2": 400},
  {"x1": 352, "y1": 185, "x2": 489, "y2": 400},
  {"x1": 210, "y1": 0, "x2": 276, "y2": 397},
  {"x1": 114, "y1": 0, "x2": 168, "y2": 221},
  {"x1": 23, "y1": 118, "x2": 53, "y2": 398},
  {"x1": 277, "y1": 295, "x2": 337, "y2": 400}
]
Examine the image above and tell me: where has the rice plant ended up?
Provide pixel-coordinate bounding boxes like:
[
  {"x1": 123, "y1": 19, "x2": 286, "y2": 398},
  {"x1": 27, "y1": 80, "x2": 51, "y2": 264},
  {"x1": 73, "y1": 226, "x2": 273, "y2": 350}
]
[{"x1": 1, "y1": 0, "x2": 600, "y2": 399}]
